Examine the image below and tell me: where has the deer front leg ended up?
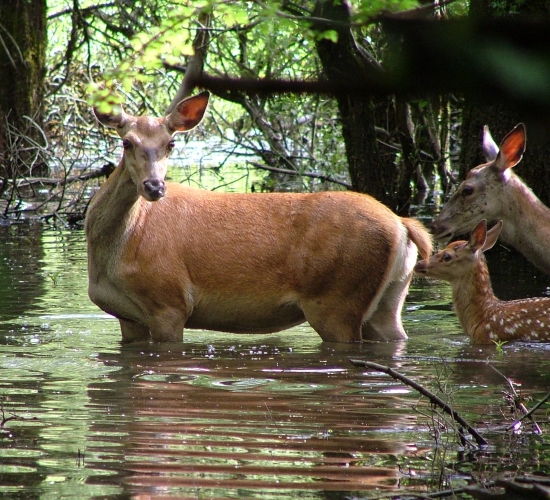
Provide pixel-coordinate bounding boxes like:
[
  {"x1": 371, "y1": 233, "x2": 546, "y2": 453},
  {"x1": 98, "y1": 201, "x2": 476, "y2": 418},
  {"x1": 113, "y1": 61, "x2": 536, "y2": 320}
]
[
  {"x1": 119, "y1": 318, "x2": 151, "y2": 342},
  {"x1": 148, "y1": 309, "x2": 186, "y2": 342}
]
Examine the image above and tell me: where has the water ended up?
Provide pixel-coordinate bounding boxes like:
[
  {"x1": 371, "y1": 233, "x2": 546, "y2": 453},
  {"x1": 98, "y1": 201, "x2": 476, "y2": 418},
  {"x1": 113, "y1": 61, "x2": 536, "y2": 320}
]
[{"x1": 1, "y1": 222, "x2": 550, "y2": 499}]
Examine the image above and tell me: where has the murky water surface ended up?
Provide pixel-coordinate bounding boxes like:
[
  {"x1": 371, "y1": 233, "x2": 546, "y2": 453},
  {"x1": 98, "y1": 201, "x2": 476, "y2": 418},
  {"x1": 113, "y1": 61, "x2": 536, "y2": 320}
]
[{"x1": 1, "y1": 222, "x2": 549, "y2": 499}]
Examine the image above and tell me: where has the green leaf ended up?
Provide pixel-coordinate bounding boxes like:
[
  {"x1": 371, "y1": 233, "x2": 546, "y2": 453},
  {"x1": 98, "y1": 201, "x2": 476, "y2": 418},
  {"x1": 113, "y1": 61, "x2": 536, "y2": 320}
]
[{"x1": 319, "y1": 30, "x2": 338, "y2": 43}]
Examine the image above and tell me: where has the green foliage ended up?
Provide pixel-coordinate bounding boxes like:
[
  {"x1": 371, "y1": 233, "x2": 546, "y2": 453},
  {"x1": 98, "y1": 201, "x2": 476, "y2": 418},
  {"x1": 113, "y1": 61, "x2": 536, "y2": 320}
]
[
  {"x1": 44, "y1": 0, "x2": 449, "y2": 201},
  {"x1": 316, "y1": 29, "x2": 339, "y2": 43},
  {"x1": 352, "y1": 0, "x2": 419, "y2": 23},
  {"x1": 79, "y1": 0, "x2": 426, "y2": 110},
  {"x1": 490, "y1": 0, "x2": 527, "y2": 16}
]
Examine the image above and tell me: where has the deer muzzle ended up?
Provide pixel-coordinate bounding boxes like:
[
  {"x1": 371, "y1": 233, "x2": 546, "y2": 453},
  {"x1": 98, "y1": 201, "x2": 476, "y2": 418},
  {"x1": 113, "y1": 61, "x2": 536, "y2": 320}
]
[{"x1": 143, "y1": 179, "x2": 166, "y2": 201}]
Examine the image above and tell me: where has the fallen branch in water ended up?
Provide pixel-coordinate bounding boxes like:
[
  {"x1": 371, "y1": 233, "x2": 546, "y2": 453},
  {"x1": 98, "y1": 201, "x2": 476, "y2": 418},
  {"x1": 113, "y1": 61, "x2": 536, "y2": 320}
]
[
  {"x1": 488, "y1": 364, "x2": 544, "y2": 434},
  {"x1": 0, "y1": 403, "x2": 37, "y2": 429},
  {"x1": 465, "y1": 479, "x2": 550, "y2": 500},
  {"x1": 508, "y1": 389, "x2": 550, "y2": 433},
  {"x1": 349, "y1": 359, "x2": 488, "y2": 447}
]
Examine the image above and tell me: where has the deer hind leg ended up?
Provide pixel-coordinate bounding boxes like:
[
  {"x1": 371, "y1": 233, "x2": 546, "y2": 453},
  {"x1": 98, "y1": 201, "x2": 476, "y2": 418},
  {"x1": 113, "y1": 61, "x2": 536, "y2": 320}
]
[
  {"x1": 119, "y1": 318, "x2": 151, "y2": 342},
  {"x1": 362, "y1": 275, "x2": 411, "y2": 341},
  {"x1": 301, "y1": 298, "x2": 363, "y2": 343}
]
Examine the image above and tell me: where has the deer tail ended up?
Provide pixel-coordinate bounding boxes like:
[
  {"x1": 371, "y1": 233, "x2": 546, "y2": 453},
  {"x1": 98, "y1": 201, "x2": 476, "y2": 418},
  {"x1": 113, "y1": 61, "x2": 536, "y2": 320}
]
[{"x1": 402, "y1": 218, "x2": 433, "y2": 261}]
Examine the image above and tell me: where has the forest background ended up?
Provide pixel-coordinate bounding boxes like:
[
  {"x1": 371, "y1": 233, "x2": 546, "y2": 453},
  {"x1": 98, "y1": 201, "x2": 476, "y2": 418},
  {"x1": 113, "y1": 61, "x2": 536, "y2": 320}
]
[{"x1": 1, "y1": 0, "x2": 550, "y2": 224}]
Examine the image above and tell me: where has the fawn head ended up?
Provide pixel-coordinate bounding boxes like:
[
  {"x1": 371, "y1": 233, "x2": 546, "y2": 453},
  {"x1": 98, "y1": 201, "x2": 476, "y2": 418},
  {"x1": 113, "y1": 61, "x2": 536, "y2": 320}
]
[
  {"x1": 415, "y1": 219, "x2": 503, "y2": 281},
  {"x1": 94, "y1": 92, "x2": 210, "y2": 201},
  {"x1": 431, "y1": 124, "x2": 525, "y2": 242}
]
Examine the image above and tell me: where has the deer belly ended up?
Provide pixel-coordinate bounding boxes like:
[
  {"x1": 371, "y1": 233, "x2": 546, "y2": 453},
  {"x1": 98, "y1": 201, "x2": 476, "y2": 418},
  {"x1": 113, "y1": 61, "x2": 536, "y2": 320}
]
[{"x1": 185, "y1": 298, "x2": 306, "y2": 334}]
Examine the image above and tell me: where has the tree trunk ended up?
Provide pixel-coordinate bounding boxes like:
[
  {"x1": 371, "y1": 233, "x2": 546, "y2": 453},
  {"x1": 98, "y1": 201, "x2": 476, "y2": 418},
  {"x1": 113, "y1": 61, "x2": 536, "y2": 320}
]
[
  {"x1": 459, "y1": 0, "x2": 550, "y2": 207},
  {"x1": 0, "y1": 0, "x2": 47, "y2": 180},
  {"x1": 313, "y1": 0, "x2": 404, "y2": 212}
]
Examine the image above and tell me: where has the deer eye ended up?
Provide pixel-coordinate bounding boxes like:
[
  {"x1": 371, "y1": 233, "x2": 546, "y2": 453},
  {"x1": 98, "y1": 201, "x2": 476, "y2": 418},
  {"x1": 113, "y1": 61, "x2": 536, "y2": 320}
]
[
  {"x1": 442, "y1": 253, "x2": 452, "y2": 262},
  {"x1": 122, "y1": 139, "x2": 133, "y2": 150},
  {"x1": 462, "y1": 185, "x2": 474, "y2": 196},
  {"x1": 167, "y1": 140, "x2": 176, "y2": 152}
]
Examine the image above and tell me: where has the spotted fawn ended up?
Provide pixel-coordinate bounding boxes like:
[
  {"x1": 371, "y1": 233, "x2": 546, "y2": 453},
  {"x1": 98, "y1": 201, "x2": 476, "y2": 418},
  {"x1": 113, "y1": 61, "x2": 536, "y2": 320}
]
[{"x1": 415, "y1": 219, "x2": 550, "y2": 344}]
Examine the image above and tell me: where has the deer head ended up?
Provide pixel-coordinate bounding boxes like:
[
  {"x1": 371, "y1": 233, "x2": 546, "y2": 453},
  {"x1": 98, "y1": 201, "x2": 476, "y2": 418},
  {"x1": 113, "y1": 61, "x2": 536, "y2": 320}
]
[
  {"x1": 94, "y1": 92, "x2": 210, "y2": 201},
  {"x1": 415, "y1": 219, "x2": 503, "y2": 280},
  {"x1": 431, "y1": 124, "x2": 525, "y2": 242}
]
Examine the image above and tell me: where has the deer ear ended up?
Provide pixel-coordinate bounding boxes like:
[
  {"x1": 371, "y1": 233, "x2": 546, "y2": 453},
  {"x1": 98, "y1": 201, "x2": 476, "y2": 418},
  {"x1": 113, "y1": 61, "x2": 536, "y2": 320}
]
[
  {"x1": 482, "y1": 220, "x2": 503, "y2": 252},
  {"x1": 166, "y1": 91, "x2": 210, "y2": 134},
  {"x1": 468, "y1": 219, "x2": 488, "y2": 253},
  {"x1": 93, "y1": 106, "x2": 128, "y2": 129},
  {"x1": 482, "y1": 125, "x2": 499, "y2": 162},
  {"x1": 494, "y1": 123, "x2": 526, "y2": 172}
]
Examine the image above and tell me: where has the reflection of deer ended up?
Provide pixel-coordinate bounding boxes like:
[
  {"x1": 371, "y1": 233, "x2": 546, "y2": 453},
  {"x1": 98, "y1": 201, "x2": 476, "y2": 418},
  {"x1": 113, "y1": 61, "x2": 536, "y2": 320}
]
[
  {"x1": 86, "y1": 92, "x2": 432, "y2": 343},
  {"x1": 416, "y1": 219, "x2": 550, "y2": 344},
  {"x1": 431, "y1": 124, "x2": 550, "y2": 275}
]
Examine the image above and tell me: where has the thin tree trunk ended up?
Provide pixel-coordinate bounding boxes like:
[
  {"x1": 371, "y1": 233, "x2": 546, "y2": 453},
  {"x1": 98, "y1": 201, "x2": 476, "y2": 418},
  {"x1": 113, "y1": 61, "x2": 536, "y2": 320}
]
[
  {"x1": 313, "y1": 0, "x2": 399, "y2": 210},
  {"x1": 0, "y1": 0, "x2": 47, "y2": 178},
  {"x1": 166, "y1": 12, "x2": 211, "y2": 114}
]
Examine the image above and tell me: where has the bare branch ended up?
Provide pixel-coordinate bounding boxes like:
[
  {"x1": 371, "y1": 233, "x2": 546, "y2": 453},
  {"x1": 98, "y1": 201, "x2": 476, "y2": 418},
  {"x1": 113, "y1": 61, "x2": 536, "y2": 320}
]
[
  {"x1": 166, "y1": 13, "x2": 212, "y2": 114},
  {"x1": 350, "y1": 359, "x2": 488, "y2": 447},
  {"x1": 508, "y1": 390, "x2": 550, "y2": 433}
]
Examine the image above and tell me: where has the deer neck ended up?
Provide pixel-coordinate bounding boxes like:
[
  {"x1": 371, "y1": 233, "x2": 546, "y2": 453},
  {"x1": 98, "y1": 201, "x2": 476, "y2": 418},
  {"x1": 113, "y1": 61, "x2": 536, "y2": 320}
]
[
  {"x1": 450, "y1": 259, "x2": 499, "y2": 342},
  {"x1": 85, "y1": 159, "x2": 146, "y2": 253},
  {"x1": 500, "y1": 176, "x2": 550, "y2": 274}
]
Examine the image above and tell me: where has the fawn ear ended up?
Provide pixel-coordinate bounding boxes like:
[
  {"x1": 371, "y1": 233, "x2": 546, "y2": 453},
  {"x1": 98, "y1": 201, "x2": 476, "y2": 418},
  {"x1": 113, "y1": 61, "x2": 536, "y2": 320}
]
[
  {"x1": 482, "y1": 220, "x2": 503, "y2": 252},
  {"x1": 494, "y1": 123, "x2": 526, "y2": 172},
  {"x1": 468, "y1": 219, "x2": 488, "y2": 253}
]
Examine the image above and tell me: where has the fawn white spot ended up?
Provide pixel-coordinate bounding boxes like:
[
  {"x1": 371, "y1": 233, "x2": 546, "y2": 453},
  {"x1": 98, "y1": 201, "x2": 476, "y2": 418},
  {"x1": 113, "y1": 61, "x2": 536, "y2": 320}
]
[{"x1": 504, "y1": 326, "x2": 516, "y2": 335}]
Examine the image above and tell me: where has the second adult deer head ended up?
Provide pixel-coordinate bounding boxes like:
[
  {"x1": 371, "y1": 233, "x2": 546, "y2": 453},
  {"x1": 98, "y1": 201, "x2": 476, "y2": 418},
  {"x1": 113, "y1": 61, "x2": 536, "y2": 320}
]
[{"x1": 431, "y1": 124, "x2": 550, "y2": 275}]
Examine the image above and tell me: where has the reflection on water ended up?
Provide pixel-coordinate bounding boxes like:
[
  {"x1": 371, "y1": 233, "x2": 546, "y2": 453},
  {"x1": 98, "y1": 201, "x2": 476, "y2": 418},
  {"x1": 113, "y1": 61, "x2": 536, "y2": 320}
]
[{"x1": 0, "y1": 223, "x2": 549, "y2": 499}]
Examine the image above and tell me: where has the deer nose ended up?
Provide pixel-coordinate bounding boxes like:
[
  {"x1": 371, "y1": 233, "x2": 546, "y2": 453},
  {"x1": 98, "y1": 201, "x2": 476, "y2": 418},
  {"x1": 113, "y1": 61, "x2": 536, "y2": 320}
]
[
  {"x1": 414, "y1": 261, "x2": 427, "y2": 274},
  {"x1": 430, "y1": 221, "x2": 451, "y2": 240},
  {"x1": 143, "y1": 179, "x2": 166, "y2": 201}
]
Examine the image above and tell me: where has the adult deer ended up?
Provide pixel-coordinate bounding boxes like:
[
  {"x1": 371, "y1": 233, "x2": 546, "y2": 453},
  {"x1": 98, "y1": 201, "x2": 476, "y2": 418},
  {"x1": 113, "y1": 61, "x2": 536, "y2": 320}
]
[
  {"x1": 86, "y1": 91, "x2": 432, "y2": 343},
  {"x1": 415, "y1": 219, "x2": 550, "y2": 344},
  {"x1": 431, "y1": 123, "x2": 550, "y2": 275}
]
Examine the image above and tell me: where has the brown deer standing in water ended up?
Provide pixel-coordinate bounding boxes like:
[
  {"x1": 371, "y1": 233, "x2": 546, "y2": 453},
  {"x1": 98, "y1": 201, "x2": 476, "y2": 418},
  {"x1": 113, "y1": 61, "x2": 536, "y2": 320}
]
[
  {"x1": 415, "y1": 219, "x2": 550, "y2": 344},
  {"x1": 86, "y1": 91, "x2": 432, "y2": 343},
  {"x1": 431, "y1": 123, "x2": 550, "y2": 275}
]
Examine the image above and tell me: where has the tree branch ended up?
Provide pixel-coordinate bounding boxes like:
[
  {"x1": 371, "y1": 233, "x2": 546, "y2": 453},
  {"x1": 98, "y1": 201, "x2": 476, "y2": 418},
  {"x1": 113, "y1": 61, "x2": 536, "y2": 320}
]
[
  {"x1": 166, "y1": 12, "x2": 212, "y2": 114},
  {"x1": 349, "y1": 359, "x2": 488, "y2": 447},
  {"x1": 508, "y1": 390, "x2": 550, "y2": 433}
]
